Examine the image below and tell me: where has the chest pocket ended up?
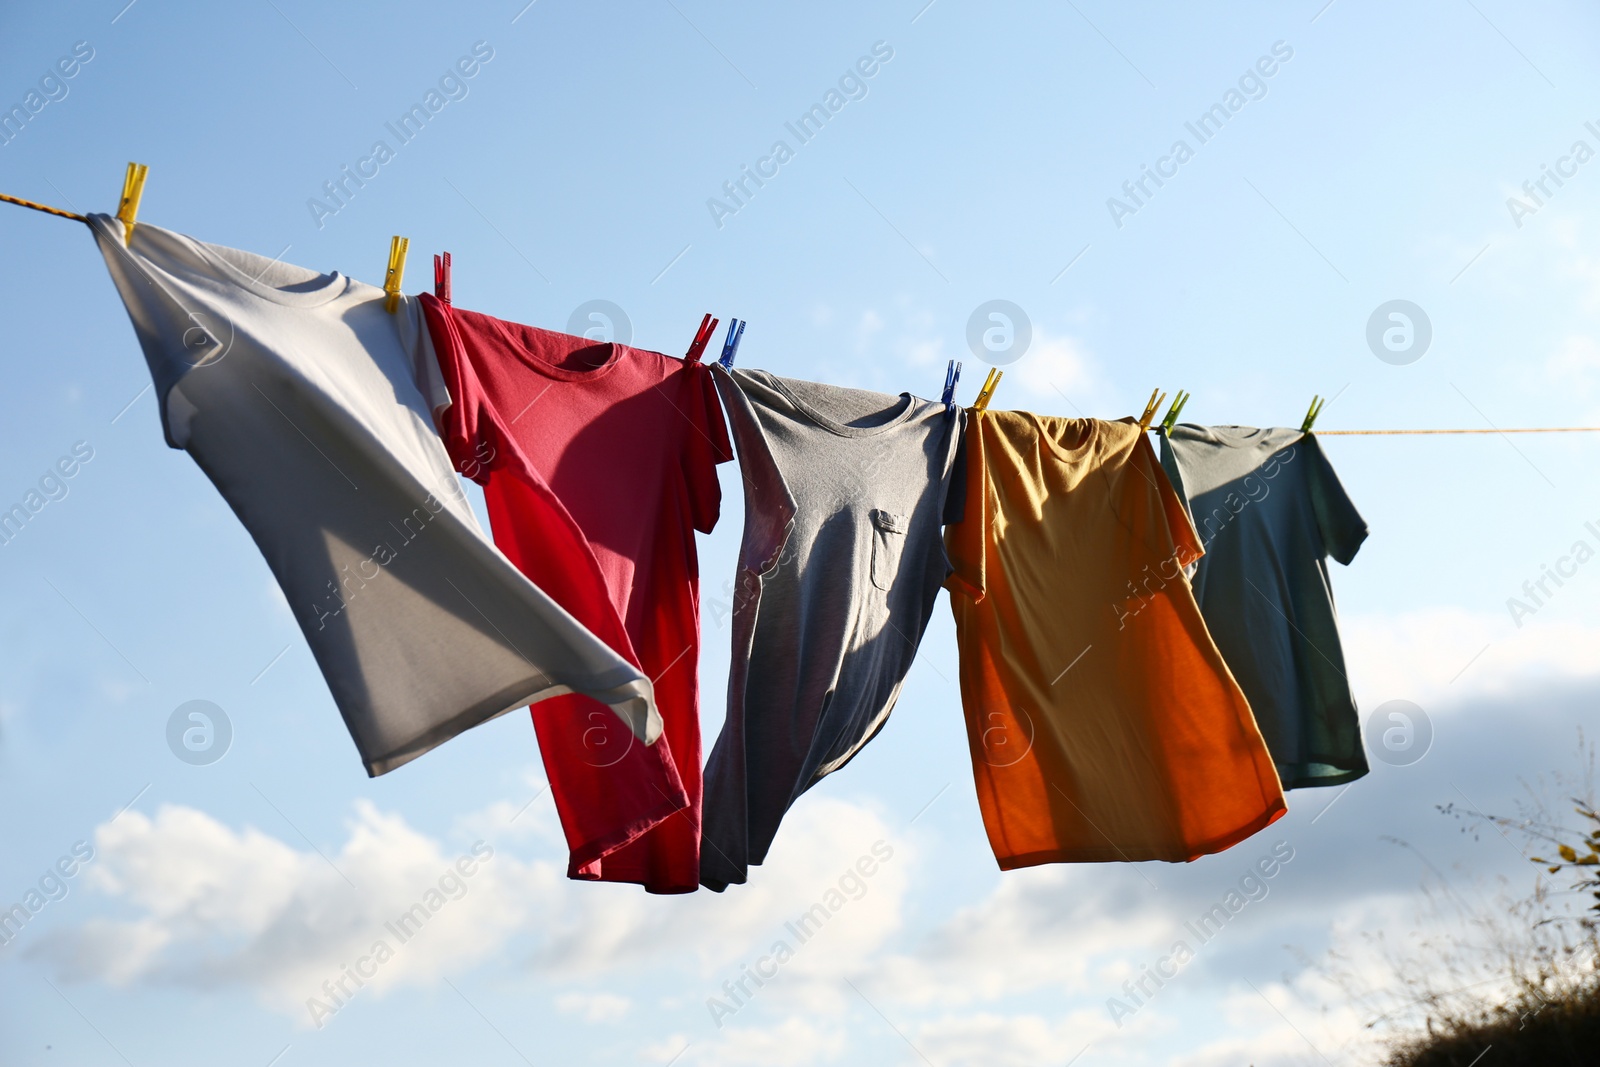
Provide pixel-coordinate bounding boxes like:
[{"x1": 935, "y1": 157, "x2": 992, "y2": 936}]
[{"x1": 869, "y1": 509, "x2": 908, "y2": 591}]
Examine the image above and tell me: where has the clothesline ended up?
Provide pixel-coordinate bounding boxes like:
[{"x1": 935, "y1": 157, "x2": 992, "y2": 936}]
[
  {"x1": 1315, "y1": 427, "x2": 1600, "y2": 435},
  {"x1": 0, "y1": 190, "x2": 88, "y2": 223},
  {"x1": 32, "y1": 205, "x2": 1586, "y2": 892},
  {"x1": 6, "y1": 186, "x2": 1598, "y2": 441}
]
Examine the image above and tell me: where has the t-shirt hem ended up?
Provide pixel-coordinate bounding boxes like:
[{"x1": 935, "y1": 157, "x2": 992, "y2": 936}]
[
  {"x1": 992, "y1": 798, "x2": 1288, "y2": 869},
  {"x1": 1279, "y1": 760, "x2": 1369, "y2": 790},
  {"x1": 568, "y1": 869, "x2": 701, "y2": 895},
  {"x1": 360, "y1": 673, "x2": 648, "y2": 777},
  {"x1": 698, "y1": 854, "x2": 747, "y2": 893},
  {"x1": 362, "y1": 695, "x2": 528, "y2": 777},
  {"x1": 564, "y1": 786, "x2": 692, "y2": 880}
]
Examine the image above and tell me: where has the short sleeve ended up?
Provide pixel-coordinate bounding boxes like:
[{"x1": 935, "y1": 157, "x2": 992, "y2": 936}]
[
  {"x1": 713, "y1": 366, "x2": 796, "y2": 574},
  {"x1": 1156, "y1": 429, "x2": 1194, "y2": 521},
  {"x1": 1154, "y1": 429, "x2": 1202, "y2": 576},
  {"x1": 681, "y1": 361, "x2": 734, "y2": 535},
  {"x1": 396, "y1": 297, "x2": 452, "y2": 421},
  {"x1": 943, "y1": 411, "x2": 987, "y2": 601},
  {"x1": 418, "y1": 293, "x2": 499, "y2": 485},
  {"x1": 942, "y1": 409, "x2": 969, "y2": 525},
  {"x1": 87, "y1": 215, "x2": 205, "y2": 449},
  {"x1": 1302, "y1": 434, "x2": 1368, "y2": 566},
  {"x1": 1145, "y1": 431, "x2": 1203, "y2": 572}
]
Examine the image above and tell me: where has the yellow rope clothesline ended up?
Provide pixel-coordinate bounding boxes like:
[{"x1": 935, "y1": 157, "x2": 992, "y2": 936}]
[
  {"x1": 2, "y1": 162, "x2": 144, "y2": 239},
  {"x1": 0, "y1": 190, "x2": 87, "y2": 223},
  {"x1": 5, "y1": 185, "x2": 1600, "y2": 438},
  {"x1": 1315, "y1": 427, "x2": 1600, "y2": 435}
]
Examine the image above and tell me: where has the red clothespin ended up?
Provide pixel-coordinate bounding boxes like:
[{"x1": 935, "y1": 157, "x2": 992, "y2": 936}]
[
  {"x1": 685, "y1": 312, "x2": 719, "y2": 363},
  {"x1": 433, "y1": 252, "x2": 452, "y2": 305}
]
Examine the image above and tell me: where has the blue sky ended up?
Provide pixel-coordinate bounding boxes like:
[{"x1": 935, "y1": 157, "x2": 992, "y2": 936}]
[{"x1": 4, "y1": 1, "x2": 1600, "y2": 1064}]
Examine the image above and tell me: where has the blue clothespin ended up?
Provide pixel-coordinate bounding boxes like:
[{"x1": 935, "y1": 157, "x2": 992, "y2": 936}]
[
  {"x1": 718, "y1": 319, "x2": 746, "y2": 368},
  {"x1": 940, "y1": 359, "x2": 962, "y2": 412}
]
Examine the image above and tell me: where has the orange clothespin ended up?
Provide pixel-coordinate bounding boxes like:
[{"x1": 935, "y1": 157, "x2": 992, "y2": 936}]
[
  {"x1": 1136, "y1": 388, "x2": 1166, "y2": 431},
  {"x1": 383, "y1": 236, "x2": 409, "y2": 314},
  {"x1": 973, "y1": 367, "x2": 1004, "y2": 411},
  {"x1": 117, "y1": 162, "x2": 148, "y2": 245}
]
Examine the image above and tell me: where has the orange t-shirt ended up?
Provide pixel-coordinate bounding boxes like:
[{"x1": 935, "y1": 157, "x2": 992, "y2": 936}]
[{"x1": 945, "y1": 411, "x2": 1286, "y2": 867}]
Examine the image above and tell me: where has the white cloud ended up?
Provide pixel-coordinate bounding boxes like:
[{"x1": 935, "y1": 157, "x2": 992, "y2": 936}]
[
  {"x1": 262, "y1": 575, "x2": 295, "y2": 621},
  {"x1": 1556, "y1": 237, "x2": 1600, "y2": 312},
  {"x1": 640, "y1": 1032, "x2": 693, "y2": 1063},
  {"x1": 555, "y1": 990, "x2": 631, "y2": 1022},
  {"x1": 449, "y1": 769, "x2": 563, "y2": 849},
  {"x1": 688, "y1": 1016, "x2": 846, "y2": 1067},
  {"x1": 529, "y1": 796, "x2": 909, "y2": 983},
  {"x1": 821, "y1": 302, "x2": 1103, "y2": 411},
  {"x1": 902, "y1": 335, "x2": 948, "y2": 377},
  {"x1": 1547, "y1": 333, "x2": 1600, "y2": 380},
  {"x1": 1008, "y1": 328, "x2": 1103, "y2": 410},
  {"x1": 28, "y1": 624, "x2": 1600, "y2": 1060},
  {"x1": 1545, "y1": 334, "x2": 1600, "y2": 414},
  {"x1": 853, "y1": 309, "x2": 885, "y2": 354},
  {"x1": 1342, "y1": 607, "x2": 1600, "y2": 711},
  {"x1": 915, "y1": 1009, "x2": 1106, "y2": 1067},
  {"x1": 868, "y1": 863, "x2": 1170, "y2": 1009},
  {"x1": 29, "y1": 794, "x2": 911, "y2": 1032},
  {"x1": 31, "y1": 801, "x2": 541, "y2": 1024},
  {"x1": 1162, "y1": 1010, "x2": 1321, "y2": 1067},
  {"x1": 1156, "y1": 871, "x2": 1565, "y2": 1067},
  {"x1": 882, "y1": 302, "x2": 946, "y2": 376}
]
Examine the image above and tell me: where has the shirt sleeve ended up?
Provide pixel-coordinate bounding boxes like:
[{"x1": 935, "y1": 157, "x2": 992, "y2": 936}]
[
  {"x1": 942, "y1": 409, "x2": 969, "y2": 525},
  {"x1": 1154, "y1": 429, "x2": 1203, "y2": 577},
  {"x1": 943, "y1": 411, "x2": 987, "y2": 602},
  {"x1": 418, "y1": 293, "x2": 498, "y2": 485},
  {"x1": 1141, "y1": 433, "x2": 1205, "y2": 569},
  {"x1": 1303, "y1": 434, "x2": 1368, "y2": 566},
  {"x1": 398, "y1": 296, "x2": 453, "y2": 422},
  {"x1": 713, "y1": 366, "x2": 795, "y2": 574},
  {"x1": 1156, "y1": 429, "x2": 1194, "y2": 521},
  {"x1": 681, "y1": 360, "x2": 734, "y2": 535}
]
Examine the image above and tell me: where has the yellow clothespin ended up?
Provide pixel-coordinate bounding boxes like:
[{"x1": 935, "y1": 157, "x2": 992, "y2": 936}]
[
  {"x1": 383, "y1": 235, "x2": 409, "y2": 314},
  {"x1": 1160, "y1": 389, "x2": 1190, "y2": 433},
  {"x1": 1136, "y1": 387, "x2": 1166, "y2": 431},
  {"x1": 117, "y1": 162, "x2": 148, "y2": 246},
  {"x1": 972, "y1": 368, "x2": 996, "y2": 411},
  {"x1": 973, "y1": 367, "x2": 1004, "y2": 411},
  {"x1": 1300, "y1": 394, "x2": 1326, "y2": 434}
]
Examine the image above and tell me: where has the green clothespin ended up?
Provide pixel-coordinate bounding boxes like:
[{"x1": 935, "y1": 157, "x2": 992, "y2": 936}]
[
  {"x1": 1160, "y1": 389, "x2": 1190, "y2": 433},
  {"x1": 1300, "y1": 395, "x2": 1327, "y2": 434}
]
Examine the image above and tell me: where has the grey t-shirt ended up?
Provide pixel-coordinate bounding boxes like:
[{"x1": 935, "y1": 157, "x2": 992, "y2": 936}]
[
  {"x1": 701, "y1": 368, "x2": 963, "y2": 890},
  {"x1": 1158, "y1": 425, "x2": 1368, "y2": 789},
  {"x1": 90, "y1": 215, "x2": 656, "y2": 776}
]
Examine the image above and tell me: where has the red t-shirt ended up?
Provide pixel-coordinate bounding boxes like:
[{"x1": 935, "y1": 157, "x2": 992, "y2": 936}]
[{"x1": 421, "y1": 295, "x2": 731, "y2": 894}]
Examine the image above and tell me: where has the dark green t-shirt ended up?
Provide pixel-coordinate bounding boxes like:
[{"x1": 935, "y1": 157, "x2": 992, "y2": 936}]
[{"x1": 1158, "y1": 425, "x2": 1368, "y2": 789}]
